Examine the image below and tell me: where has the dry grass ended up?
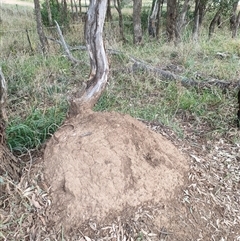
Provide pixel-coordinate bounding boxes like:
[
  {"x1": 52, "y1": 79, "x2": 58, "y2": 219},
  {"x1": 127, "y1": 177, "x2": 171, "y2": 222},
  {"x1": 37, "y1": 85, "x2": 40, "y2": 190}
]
[{"x1": 1, "y1": 3, "x2": 240, "y2": 241}]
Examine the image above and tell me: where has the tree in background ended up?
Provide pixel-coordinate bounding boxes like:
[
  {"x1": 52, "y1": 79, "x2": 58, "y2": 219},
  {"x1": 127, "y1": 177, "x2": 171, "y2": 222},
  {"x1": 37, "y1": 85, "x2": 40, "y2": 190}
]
[
  {"x1": 106, "y1": 0, "x2": 113, "y2": 22},
  {"x1": 114, "y1": 0, "x2": 126, "y2": 41},
  {"x1": 133, "y1": 0, "x2": 143, "y2": 44},
  {"x1": 148, "y1": 0, "x2": 162, "y2": 38},
  {"x1": 230, "y1": 0, "x2": 240, "y2": 38},
  {"x1": 34, "y1": 0, "x2": 48, "y2": 53},
  {"x1": 166, "y1": 0, "x2": 177, "y2": 42}
]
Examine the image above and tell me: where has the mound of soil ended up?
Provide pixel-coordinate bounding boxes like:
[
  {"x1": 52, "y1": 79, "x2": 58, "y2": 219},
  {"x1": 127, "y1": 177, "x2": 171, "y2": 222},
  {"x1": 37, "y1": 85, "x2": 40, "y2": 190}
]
[{"x1": 43, "y1": 110, "x2": 189, "y2": 231}]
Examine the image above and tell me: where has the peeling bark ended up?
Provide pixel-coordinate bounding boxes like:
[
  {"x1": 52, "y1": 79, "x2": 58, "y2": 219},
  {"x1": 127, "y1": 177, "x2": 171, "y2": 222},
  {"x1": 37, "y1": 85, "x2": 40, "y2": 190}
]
[{"x1": 69, "y1": 0, "x2": 109, "y2": 116}]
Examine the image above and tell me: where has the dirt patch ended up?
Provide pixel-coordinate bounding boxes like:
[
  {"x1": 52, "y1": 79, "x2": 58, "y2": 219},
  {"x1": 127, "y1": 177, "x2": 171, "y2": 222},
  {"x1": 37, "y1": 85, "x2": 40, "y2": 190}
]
[{"x1": 43, "y1": 110, "x2": 189, "y2": 232}]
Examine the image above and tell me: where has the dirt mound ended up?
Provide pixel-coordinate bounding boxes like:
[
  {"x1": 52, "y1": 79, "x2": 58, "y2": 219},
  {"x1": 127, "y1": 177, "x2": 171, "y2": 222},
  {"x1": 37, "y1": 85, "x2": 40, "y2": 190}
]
[{"x1": 43, "y1": 110, "x2": 188, "y2": 231}]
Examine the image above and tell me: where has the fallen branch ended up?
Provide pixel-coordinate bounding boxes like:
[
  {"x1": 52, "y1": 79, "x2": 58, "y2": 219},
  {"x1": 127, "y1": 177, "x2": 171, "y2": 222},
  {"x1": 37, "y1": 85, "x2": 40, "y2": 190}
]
[
  {"x1": 131, "y1": 60, "x2": 239, "y2": 89},
  {"x1": 46, "y1": 32, "x2": 240, "y2": 89}
]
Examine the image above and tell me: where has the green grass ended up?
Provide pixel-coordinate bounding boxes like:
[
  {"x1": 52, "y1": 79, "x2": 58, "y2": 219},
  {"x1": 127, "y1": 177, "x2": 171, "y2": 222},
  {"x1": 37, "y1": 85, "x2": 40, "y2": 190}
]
[{"x1": 0, "y1": 3, "x2": 239, "y2": 154}]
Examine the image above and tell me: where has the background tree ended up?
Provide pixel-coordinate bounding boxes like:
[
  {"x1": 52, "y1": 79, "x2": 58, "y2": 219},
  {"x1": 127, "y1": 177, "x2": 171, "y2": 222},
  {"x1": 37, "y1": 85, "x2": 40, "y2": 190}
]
[
  {"x1": 133, "y1": 0, "x2": 143, "y2": 44},
  {"x1": 230, "y1": 0, "x2": 240, "y2": 38},
  {"x1": 166, "y1": 0, "x2": 177, "y2": 42},
  {"x1": 148, "y1": 0, "x2": 162, "y2": 38},
  {"x1": 45, "y1": 0, "x2": 53, "y2": 26},
  {"x1": 175, "y1": 0, "x2": 190, "y2": 41},
  {"x1": 106, "y1": 0, "x2": 113, "y2": 22},
  {"x1": 114, "y1": 0, "x2": 125, "y2": 41},
  {"x1": 34, "y1": 0, "x2": 48, "y2": 53}
]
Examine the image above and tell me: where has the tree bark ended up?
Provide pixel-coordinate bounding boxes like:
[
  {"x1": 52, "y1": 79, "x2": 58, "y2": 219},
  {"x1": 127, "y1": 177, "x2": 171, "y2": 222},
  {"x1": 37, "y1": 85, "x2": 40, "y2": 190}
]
[
  {"x1": 69, "y1": 0, "x2": 109, "y2": 115},
  {"x1": 114, "y1": 0, "x2": 125, "y2": 42},
  {"x1": 232, "y1": 11, "x2": 240, "y2": 38},
  {"x1": 148, "y1": 0, "x2": 160, "y2": 38},
  {"x1": 209, "y1": 8, "x2": 222, "y2": 39},
  {"x1": 46, "y1": 0, "x2": 53, "y2": 26},
  {"x1": 106, "y1": 0, "x2": 112, "y2": 22},
  {"x1": 230, "y1": 1, "x2": 238, "y2": 30},
  {"x1": 133, "y1": 0, "x2": 143, "y2": 44},
  {"x1": 192, "y1": 0, "x2": 207, "y2": 41},
  {"x1": 175, "y1": 0, "x2": 190, "y2": 41},
  {"x1": 230, "y1": 1, "x2": 240, "y2": 38},
  {"x1": 166, "y1": 0, "x2": 177, "y2": 42},
  {"x1": 34, "y1": 0, "x2": 48, "y2": 54}
]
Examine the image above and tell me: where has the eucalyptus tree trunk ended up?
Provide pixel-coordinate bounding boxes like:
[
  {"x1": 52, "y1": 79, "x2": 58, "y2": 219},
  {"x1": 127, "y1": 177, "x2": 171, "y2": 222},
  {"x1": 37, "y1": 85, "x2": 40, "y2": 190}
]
[
  {"x1": 34, "y1": 0, "x2": 48, "y2": 53},
  {"x1": 69, "y1": 0, "x2": 109, "y2": 115},
  {"x1": 133, "y1": 0, "x2": 143, "y2": 44},
  {"x1": 166, "y1": 0, "x2": 177, "y2": 42},
  {"x1": 106, "y1": 0, "x2": 112, "y2": 22},
  {"x1": 230, "y1": 1, "x2": 240, "y2": 38},
  {"x1": 114, "y1": 0, "x2": 125, "y2": 41},
  {"x1": 232, "y1": 11, "x2": 240, "y2": 38},
  {"x1": 73, "y1": 0, "x2": 79, "y2": 21},
  {"x1": 192, "y1": 0, "x2": 207, "y2": 41},
  {"x1": 209, "y1": 8, "x2": 222, "y2": 39},
  {"x1": 148, "y1": 0, "x2": 160, "y2": 38},
  {"x1": 230, "y1": 1, "x2": 238, "y2": 30},
  {"x1": 46, "y1": 0, "x2": 53, "y2": 26},
  {"x1": 175, "y1": 0, "x2": 189, "y2": 41}
]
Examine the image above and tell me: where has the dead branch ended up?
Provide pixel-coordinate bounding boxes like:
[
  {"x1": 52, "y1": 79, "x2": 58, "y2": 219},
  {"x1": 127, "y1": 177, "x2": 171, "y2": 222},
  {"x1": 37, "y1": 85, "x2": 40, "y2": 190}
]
[
  {"x1": 131, "y1": 59, "x2": 239, "y2": 89},
  {"x1": 54, "y1": 20, "x2": 81, "y2": 64}
]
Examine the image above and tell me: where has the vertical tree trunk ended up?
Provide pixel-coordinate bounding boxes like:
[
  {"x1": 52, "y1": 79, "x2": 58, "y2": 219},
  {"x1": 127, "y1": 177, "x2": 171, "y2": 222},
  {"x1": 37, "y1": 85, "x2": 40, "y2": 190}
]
[
  {"x1": 34, "y1": 0, "x2": 48, "y2": 54},
  {"x1": 74, "y1": 0, "x2": 79, "y2": 21},
  {"x1": 192, "y1": 0, "x2": 207, "y2": 41},
  {"x1": 133, "y1": 0, "x2": 143, "y2": 44},
  {"x1": 46, "y1": 0, "x2": 53, "y2": 26},
  {"x1": 70, "y1": 0, "x2": 75, "y2": 20},
  {"x1": 232, "y1": 11, "x2": 240, "y2": 38},
  {"x1": 69, "y1": 0, "x2": 109, "y2": 115},
  {"x1": 175, "y1": 0, "x2": 189, "y2": 41},
  {"x1": 78, "y1": 0, "x2": 82, "y2": 15},
  {"x1": 192, "y1": 0, "x2": 200, "y2": 41},
  {"x1": 106, "y1": 0, "x2": 112, "y2": 22},
  {"x1": 148, "y1": 0, "x2": 159, "y2": 38},
  {"x1": 230, "y1": 1, "x2": 238, "y2": 31},
  {"x1": 114, "y1": 0, "x2": 125, "y2": 42},
  {"x1": 209, "y1": 8, "x2": 222, "y2": 39},
  {"x1": 166, "y1": 0, "x2": 177, "y2": 42},
  {"x1": 155, "y1": 0, "x2": 163, "y2": 38}
]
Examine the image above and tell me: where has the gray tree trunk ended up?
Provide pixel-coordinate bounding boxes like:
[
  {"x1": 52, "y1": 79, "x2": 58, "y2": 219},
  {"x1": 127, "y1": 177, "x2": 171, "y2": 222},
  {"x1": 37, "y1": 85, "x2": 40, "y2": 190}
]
[
  {"x1": 34, "y1": 0, "x2": 48, "y2": 53},
  {"x1": 209, "y1": 8, "x2": 222, "y2": 39},
  {"x1": 46, "y1": 0, "x2": 53, "y2": 26},
  {"x1": 166, "y1": 0, "x2": 177, "y2": 42},
  {"x1": 114, "y1": 0, "x2": 125, "y2": 42},
  {"x1": 175, "y1": 0, "x2": 189, "y2": 41},
  {"x1": 133, "y1": 0, "x2": 143, "y2": 44},
  {"x1": 148, "y1": 0, "x2": 160, "y2": 38},
  {"x1": 69, "y1": 0, "x2": 109, "y2": 115}
]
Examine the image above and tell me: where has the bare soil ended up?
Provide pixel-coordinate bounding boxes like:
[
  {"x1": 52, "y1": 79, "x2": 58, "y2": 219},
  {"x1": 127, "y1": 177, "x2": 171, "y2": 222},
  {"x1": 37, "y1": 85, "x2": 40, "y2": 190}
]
[{"x1": 43, "y1": 110, "x2": 190, "y2": 239}]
